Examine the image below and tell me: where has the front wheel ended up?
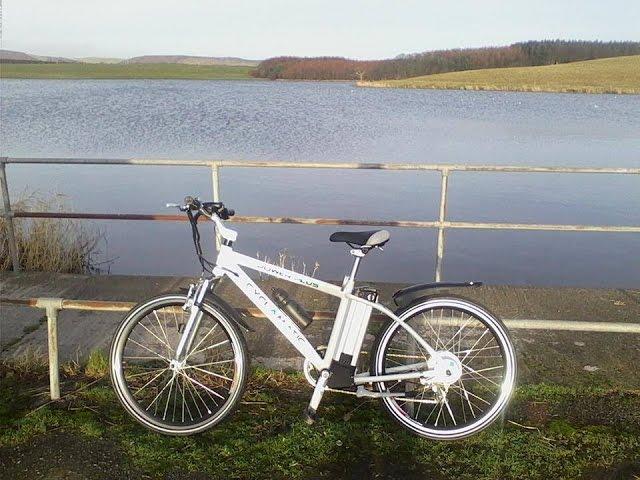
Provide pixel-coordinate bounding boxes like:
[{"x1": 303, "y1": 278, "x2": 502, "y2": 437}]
[
  {"x1": 371, "y1": 296, "x2": 516, "y2": 440},
  {"x1": 110, "y1": 293, "x2": 249, "y2": 435}
]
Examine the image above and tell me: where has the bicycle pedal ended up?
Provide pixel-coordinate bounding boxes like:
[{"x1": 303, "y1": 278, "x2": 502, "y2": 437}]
[{"x1": 303, "y1": 406, "x2": 317, "y2": 425}]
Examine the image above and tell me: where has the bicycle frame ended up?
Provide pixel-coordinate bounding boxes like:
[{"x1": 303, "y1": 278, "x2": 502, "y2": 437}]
[{"x1": 196, "y1": 213, "x2": 440, "y2": 387}]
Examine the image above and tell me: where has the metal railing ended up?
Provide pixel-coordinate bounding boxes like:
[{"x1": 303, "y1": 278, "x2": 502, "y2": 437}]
[
  {"x1": 2, "y1": 294, "x2": 640, "y2": 400},
  {"x1": 1, "y1": 156, "x2": 639, "y2": 281},
  {"x1": 2, "y1": 157, "x2": 639, "y2": 401}
]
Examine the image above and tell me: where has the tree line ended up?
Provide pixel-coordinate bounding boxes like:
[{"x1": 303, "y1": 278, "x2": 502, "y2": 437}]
[{"x1": 252, "y1": 40, "x2": 640, "y2": 81}]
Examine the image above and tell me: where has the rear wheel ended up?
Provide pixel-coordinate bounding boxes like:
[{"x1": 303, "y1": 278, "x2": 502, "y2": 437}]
[
  {"x1": 110, "y1": 294, "x2": 249, "y2": 435},
  {"x1": 371, "y1": 296, "x2": 516, "y2": 440}
]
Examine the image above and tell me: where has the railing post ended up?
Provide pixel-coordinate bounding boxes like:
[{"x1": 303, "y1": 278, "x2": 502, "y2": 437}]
[
  {"x1": 37, "y1": 298, "x2": 63, "y2": 400},
  {"x1": 435, "y1": 169, "x2": 449, "y2": 282},
  {"x1": 211, "y1": 162, "x2": 222, "y2": 250},
  {"x1": 0, "y1": 159, "x2": 21, "y2": 272},
  {"x1": 211, "y1": 161, "x2": 221, "y2": 202}
]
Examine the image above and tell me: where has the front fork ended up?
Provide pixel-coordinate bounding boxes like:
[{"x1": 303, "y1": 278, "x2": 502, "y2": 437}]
[{"x1": 174, "y1": 278, "x2": 212, "y2": 363}]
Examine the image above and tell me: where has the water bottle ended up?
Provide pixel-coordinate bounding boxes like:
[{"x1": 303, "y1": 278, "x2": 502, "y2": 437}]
[{"x1": 271, "y1": 288, "x2": 314, "y2": 329}]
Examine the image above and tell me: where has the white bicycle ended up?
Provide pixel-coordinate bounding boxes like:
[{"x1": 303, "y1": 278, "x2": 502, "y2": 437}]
[{"x1": 110, "y1": 197, "x2": 516, "y2": 439}]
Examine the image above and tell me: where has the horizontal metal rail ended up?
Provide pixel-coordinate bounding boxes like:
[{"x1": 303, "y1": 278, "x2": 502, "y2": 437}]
[
  {"x1": 3, "y1": 156, "x2": 640, "y2": 174},
  {"x1": 3, "y1": 296, "x2": 640, "y2": 332},
  {"x1": 1, "y1": 156, "x2": 639, "y2": 281},
  {"x1": 3, "y1": 293, "x2": 639, "y2": 401},
  {"x1": 11, "y1": 211, "x2": 640, "y2": 233}
]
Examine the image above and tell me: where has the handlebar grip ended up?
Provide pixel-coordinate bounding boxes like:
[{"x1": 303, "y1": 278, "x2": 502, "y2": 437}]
[
  {"x1": 184, "y1": 196, "x2": 201, "y2": 210},
  {"x1": 217, "y1": 207, "x2": 235, "y2": 220}
]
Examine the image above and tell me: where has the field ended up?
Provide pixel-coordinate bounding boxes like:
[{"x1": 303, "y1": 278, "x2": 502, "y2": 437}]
[
  {"x1": 359, "y1": 55, "x2": 640, "y2": 94},
  {"x1": 0, "y1": 63, "x2": 254, "y2": 80}
]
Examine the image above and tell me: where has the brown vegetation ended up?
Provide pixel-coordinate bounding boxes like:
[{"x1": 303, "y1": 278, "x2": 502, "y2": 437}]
[
  {"x1": 253, "y1": 40, "x2": 640, "y2": 81},
  {"x1": 0, "y1": 194, "x2": 103, "y2": 273}
]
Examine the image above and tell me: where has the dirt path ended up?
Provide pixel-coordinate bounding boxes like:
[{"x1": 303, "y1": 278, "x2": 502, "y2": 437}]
[{"x1": 0, "y1": 432, "x2": 141, "y2": 480}]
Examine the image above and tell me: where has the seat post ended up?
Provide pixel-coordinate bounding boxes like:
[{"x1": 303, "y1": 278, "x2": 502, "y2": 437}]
[{"x1": 348, "y1": 248, "x2": 366, "y2": 282}]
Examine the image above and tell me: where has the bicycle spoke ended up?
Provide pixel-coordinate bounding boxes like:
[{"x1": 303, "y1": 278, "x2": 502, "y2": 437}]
[
  {"x1": 172, "y1": 374, "x2": 180, "y2": 422},
  {"x1": 127, "y1": 338, "x2": 171, "y2": 363},
  {"x1": 145, "y1": 374, "x2": 175, "y2": 411},
  {"x1": 189, "y1": 366, "x2": 233, "y2": 383},
  {"x1": 181, "y1": 371, "x2": 226, "y2": 400},
  {"x1": 375, "y1": 302, "x2": 515, "y2": 438},
  {"x1": 460, "y1": 329, "x2": 489, "y2": 362},
  {"x1": 114, "y1": 298, "x2": 243, "y2": 432},
  {"x1": 133, "y1": 368, "x2": 168, "y2": 397},
  {"x1": 443, "y1": 397, "x2": 457, "y2": 426},
  {"x1": 457, "y1": 345, "x2": 500, "y2": 356},
  {"x1": 181, "y1": 374, "x2": 215, "y2": 415},
  {"x1": 464, "y1": 336, "x2": 499, "y2": 365},
  {"x1": 183, "y1": 376, "x2": 204, "y2": 418},
  {"x1": 125, "y1": 367, "x2": 166, "y2": 379},
  {"x1": 138, "y1": 320, "x2": 172, "y2": 355},
  {"x1": 188, "y1": 339, "x2": 229, "y2": 359},
  {"x1": 461, "y1": 364, "x2": 502, "y2": 387},
  {"x1": 178, "y1": 376, "x2": 193, "y2": 422},
  {"x1": 450, "y1": 384, "x2": 491, "y2": 406},
  {"x1": 184, "y1": 323, "x2": 219, "y2": 361},
  {"x1": 434, "y1": 403, "x2": 444, "y2": 426},
  {"x1": 183, "y1": 359, "x2": 234, "y2": 369},
  {"x1": 153, "y1": 311, "x2": 173, "y2": 357},
  {"x1": 163, "y1": 376, "x2": 176, "y2": 420}
]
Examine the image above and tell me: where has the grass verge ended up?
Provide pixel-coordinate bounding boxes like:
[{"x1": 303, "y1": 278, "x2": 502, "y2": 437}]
[
  {"x1": 0, "y1": 359, "x2": 638, "y2": 480},
  {"x1": 0, "y1": 63, "x2": 255, "y2": 80},
  {"x1": 358, "y1": 55, "x2": 640, "y2": 94}
]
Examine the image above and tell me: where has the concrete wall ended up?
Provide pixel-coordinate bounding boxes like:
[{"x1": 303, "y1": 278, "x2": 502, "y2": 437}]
[{"x1": 1, "y1": 272, "x2": 639, "y2": 387}]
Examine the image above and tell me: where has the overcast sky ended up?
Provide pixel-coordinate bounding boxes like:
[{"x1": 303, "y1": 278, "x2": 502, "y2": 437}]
[{"x1": 2, "y1": 0, "x2": 639, "y2": 59}]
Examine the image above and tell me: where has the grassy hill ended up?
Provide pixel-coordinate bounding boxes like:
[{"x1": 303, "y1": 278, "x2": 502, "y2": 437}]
[
  {"x1": 358, "y1": 55, "x2": 640, "y2": 94},
  {"x1": 0, "y1": 63, "x2": 254, "y2": 80},
  {"x1": 125, "y1": 55, "x2": 259, "y2": 66}
]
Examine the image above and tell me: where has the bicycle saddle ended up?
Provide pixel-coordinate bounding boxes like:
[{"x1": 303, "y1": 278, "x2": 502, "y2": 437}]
[{"x1": 329, "y1": 230, "x2": 390, "y2": 248}]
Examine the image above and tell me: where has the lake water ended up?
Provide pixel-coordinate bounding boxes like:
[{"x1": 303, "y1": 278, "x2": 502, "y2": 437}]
[{"x1": 1, "y1": 79, "x2": 639, "y2": 287}]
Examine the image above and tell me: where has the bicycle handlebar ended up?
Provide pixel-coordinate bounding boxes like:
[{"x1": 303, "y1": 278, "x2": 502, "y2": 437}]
[
  {"x1": 166, "y1": 196, "x2": 235, "y2": 220},
  {"x1": 166, "y1": 195, "x2": 235, "y2": 275}
]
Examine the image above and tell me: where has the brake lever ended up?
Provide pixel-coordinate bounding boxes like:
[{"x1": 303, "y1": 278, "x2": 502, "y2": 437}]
[{"x1": 166, "y1": 202, "x2": 190, "y2": 212}]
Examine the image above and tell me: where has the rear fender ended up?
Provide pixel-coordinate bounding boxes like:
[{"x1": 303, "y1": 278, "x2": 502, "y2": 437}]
[{"x1": 392, "y1": 281, "x2": 482, "y2": 308}]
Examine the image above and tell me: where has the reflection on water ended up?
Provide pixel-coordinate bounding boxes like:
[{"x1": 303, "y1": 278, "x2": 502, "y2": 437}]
[{"x1": 1, "y1": 80, "x2": 639, "y2": 287}]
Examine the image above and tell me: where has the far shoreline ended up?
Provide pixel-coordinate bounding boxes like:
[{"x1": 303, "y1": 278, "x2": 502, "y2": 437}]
[
  {"x1": 2, "y1": 55, "x2": 639, "y2": 95},
  {"x1": 3, "y1": 76, "x2": 635, "y2": 95},
  {"x1": 356, "y1": 81, "x2": 638, "y2": 95}
]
